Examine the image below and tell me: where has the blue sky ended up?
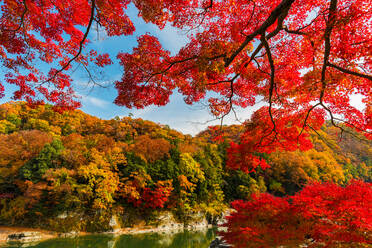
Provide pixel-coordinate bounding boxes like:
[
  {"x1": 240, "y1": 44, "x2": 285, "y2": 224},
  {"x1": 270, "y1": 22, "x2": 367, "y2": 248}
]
[{"x1": 0, "y1": 3, "x2": 262, "y2": 135}]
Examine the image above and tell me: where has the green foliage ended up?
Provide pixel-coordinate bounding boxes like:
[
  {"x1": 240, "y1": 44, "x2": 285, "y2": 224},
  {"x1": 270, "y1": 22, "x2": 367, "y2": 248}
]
[
  {"x1": 0, "y1": 102, "x2": 370, "y2": 232},
  {"x1": 179, "y1": 153, "x2": 205, "y2": 183},
  {"x1": 20, "y1": 139, "x2": 64, "y2": 182},
  {"x1": 223, "y1": 170, "x2": 266, "y2": 201}
]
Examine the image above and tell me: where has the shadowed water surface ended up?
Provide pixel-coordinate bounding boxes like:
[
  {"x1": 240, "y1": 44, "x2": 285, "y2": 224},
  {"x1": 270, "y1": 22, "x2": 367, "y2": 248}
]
[{"x1": 4, "y1": 228, "x2": 217, "y2": 248}]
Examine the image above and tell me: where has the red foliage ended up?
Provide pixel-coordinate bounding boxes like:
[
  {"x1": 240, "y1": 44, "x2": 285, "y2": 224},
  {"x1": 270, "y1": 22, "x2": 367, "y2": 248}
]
[
  {"x1": 1, "y1": 0, "x2": 371, "y2": 168},
  {"x1": 221, "y1": 180, "x2": 372, "y2": 247},
  {"x1": 142, "y1": 183, "x2": 173, "y2": 209},
  {"x1": 126, "y1": 180, "x2": 173, "y2": 209}
]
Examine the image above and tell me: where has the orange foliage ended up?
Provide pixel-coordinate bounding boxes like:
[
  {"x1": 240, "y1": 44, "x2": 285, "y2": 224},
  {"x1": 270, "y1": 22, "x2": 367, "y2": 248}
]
[{"x1": 131, "y1": 135, "x2": 171, "y2": 163}]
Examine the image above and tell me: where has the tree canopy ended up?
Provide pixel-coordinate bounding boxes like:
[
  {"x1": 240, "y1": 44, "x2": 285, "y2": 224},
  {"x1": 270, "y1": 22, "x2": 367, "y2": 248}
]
[
  {"x1": 0, "y1": 102, "x2": 370, "y2": 233},
  {"x1": 1, "y1": 0, "x2": 371, "y2": 172}
]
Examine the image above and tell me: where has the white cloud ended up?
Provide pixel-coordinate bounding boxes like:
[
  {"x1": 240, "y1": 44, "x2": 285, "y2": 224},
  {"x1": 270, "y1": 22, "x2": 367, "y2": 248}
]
[
  {"x1": 152, "y1": 24, "x2": 189, "y2": 54},
  {"x1": 131, "y1": 106, "x2": 157, "y2": 118},
  {"x1": 349, "y1": 94, "x2": 366, "y2": 111},
  {"x1": 80, "y1": 95, "x2": 110, "y2": 108}
]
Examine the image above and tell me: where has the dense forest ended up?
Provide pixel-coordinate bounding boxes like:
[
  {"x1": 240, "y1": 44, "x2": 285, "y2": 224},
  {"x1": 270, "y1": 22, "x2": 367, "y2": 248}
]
[{"x1": 0, "y1": 101, "x2": 370, "y2": 232}]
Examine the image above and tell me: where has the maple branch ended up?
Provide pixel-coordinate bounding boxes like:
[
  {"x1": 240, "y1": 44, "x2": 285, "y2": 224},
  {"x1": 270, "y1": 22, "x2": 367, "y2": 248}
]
[
  {"x1": 253, "y1": 58, "x2": 270, "y2": 76},
  {"x1": 327, "y1": 63, "x2": 372, "y2": 81},
  {"x1": 2, "y1": 0, "x2": 28, "y2": 33},
  {"x1": 314, "y1": 0, "x2": 357, "y2": 139},
  {"x1": 217, "y1": 76, "x2": 238, "y2": 121},
  {"x1": 261, "y1": 35, "x2": 277, "y2": 135},
  {"x1": 184, "y1": 0, "x2": 214, "y2": 32},
  {"x1": 283, "y1": 26, "x2": 307, "y2": 36},
  {"x1": 240, "y1": 1, "x2": 257, "y2": 36},
  {"x1": 204, "y1": 0, "x2": 213, "y2": 10},
  {"x1": 45, "y1": 0, "x2": 96, "y2": 83},
  {"x1": 307, "y1": 124, "x2": 338, "y2": 147},
  {"x1": 224, "y1": 0, "x2": 295, "y2": 67},
  {"x1": 319, "y1": 0, "x2": 337, "y2": 103},
  {"x1": 80, "y1": 62, "x2": 108, "y2": 88},
  {"x1": 282, "y1": 11, "x2": 323, "y2": 36},
  {"x1": 320, "y1": 102, "x2": 348, "y2": 136},
  {"x1": 297, "y1": 103, "x2": 321, "y2": 141},
  {"x1": 332, "y1": 117, "x2": 372, "y2": 134},
  {"x1": 320, "y1": 0, "x2": 337, "y2": 97},
  {"x1": 209, "y1": 6, "x2": 288, "y2": 89},
  {"x1": 217, "y1": 17, "x2": 286, "y2": 88},
  {"x1": 144, "y1": 56, "x2": 198, "y2": 83},
  {"x1": 224, "y1": 80, "x2": 235, "y2": 120},
  {"x1": 321, "y1": 106, "x2": 370, "y2": 140}
]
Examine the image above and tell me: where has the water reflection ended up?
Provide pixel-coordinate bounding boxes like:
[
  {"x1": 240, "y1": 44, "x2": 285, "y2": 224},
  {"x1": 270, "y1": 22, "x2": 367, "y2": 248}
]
[{"x1": 4, "y1": 228, "x2": 217, "y2": 248}]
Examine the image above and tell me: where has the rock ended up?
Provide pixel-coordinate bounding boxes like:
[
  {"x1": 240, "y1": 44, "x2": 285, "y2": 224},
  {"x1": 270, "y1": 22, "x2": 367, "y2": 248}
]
[
  {"x1": 185, "y1": 218, "x2": 209, "y2": 230},
  {"x1": 7, "y1": 232, "x2": 43, "y2": 243},
  {"x1": 209, "y1": 237, "x2": 231, "y2": 248},
  {"x1": 184, "y1": 211, "x2": 210, "y2": 230},
  {"x1": 58, "y1": 231, "x2": 78, "y2": 238},
  {"x1": 215, "y1": 209, "x2": 234, "y2": 226},
  {"x1": 155, "y1": 212, "x2": 184, "y2": 233},
  {"x1": 109, "y1": 215, "x2": 121, "y2": 232}
]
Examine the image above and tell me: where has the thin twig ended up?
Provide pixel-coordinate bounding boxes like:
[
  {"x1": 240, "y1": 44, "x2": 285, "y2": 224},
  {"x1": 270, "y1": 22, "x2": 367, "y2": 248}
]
[{"x1": 45, "y1": 0, "x2": 96, "y2": 83}]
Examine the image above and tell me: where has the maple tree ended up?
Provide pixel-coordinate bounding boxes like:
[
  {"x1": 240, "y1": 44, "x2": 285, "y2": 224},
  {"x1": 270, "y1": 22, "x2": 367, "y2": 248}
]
[
  {"x1": 221, "y1": 180, "x2": 372, "y2": 247},
  {"x1": 1, "y1": 0, "x2": 371, "y2": 173}
]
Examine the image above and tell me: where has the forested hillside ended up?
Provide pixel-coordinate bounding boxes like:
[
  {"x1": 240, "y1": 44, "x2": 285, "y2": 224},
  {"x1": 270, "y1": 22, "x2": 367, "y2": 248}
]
[{"x1": 0, "y1": 102, "x2": 370, "y2": 231}]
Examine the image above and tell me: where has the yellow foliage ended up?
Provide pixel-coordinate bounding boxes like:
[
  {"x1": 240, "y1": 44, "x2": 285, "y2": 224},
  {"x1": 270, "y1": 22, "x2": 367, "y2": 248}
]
[{"x1": 77, "y1": 149, "x2": 119, "y2": 209}]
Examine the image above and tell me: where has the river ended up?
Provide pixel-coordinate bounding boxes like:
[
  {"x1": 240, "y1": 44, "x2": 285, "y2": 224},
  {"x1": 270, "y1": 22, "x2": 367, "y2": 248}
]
[{"x1": 4, "y1": 228, "x2": 217, "y2": 248}]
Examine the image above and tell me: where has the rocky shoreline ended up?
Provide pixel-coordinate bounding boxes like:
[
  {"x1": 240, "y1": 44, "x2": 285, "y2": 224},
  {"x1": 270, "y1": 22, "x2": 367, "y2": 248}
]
[
  {"x1": 0, "y1": 227, "x2": 57, "y2": 245},
  {"x1": 1, "y1": 225, "x2": 231, "y2": 247},
  {"x1": 0, "y1": 210, "x2": 231, "y2": 247},
  {"x1": 0, "y1": 225, "x2": 219, "y2": 245},
  {"x1": 0, "y1": 222, "x2": 216, "y2": 245}
]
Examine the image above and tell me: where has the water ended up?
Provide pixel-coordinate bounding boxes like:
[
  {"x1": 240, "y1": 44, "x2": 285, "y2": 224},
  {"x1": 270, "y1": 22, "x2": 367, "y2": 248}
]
[{"x1": 4, "y1": 228, "x2": 217, "y2": 248}]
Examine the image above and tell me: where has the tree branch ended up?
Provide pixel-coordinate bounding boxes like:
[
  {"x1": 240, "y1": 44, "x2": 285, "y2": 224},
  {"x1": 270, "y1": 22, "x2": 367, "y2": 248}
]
[
  {"x1": 224, "y1": 0, "x2": 295, "y2": 67},
  {"x1": 46, "y1": 0, "x2": 96, "y2": 83},
  {"x1": 261, "y1": 35, "x2": 278, "y2": 136},
  {"x1": 327, "y1": 62, "x2": 372, "y2": 81},
  {"x1": 297, "y1": 103, "x2": 321, "y2": 141},
  {"x1": 2, "y1": 0, "x2": 28, "y2": 33},
  {"x1": 319, "y1": 0, "x2": 338, "y2": 103}
]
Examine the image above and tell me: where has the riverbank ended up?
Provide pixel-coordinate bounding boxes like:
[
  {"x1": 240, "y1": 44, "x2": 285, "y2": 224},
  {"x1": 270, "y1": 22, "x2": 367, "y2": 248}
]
[
  {"x1": 1, "y1": 226, "x2": 220, "y2": 248},
  {"x1": 0, "y1": 222, "x2": 217, "y2": 246},
  {"x1": 0, "y1": 208, "x2": 231, "y2": 246},
  {"x1": 0, "y1": 226, "x2": 57, "y2": 244}
]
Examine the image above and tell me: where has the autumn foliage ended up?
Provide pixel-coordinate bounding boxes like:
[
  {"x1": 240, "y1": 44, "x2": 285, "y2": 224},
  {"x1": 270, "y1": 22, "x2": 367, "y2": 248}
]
[
  {"x1": 0, "y1": 102, "x2": 228, "y2": 229},
  {"x1": 0, "y1": 0, "x2": 371, "y2": 240},
  {"x1": 0, "y1": 0, "x2": 371, "y2": 175},
  {"x1": 0, "y1": 102, "x2": 370, "y2": 239},
  {"x1": 221, "y1": 180, "x2": 372, "y2": 247}
]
